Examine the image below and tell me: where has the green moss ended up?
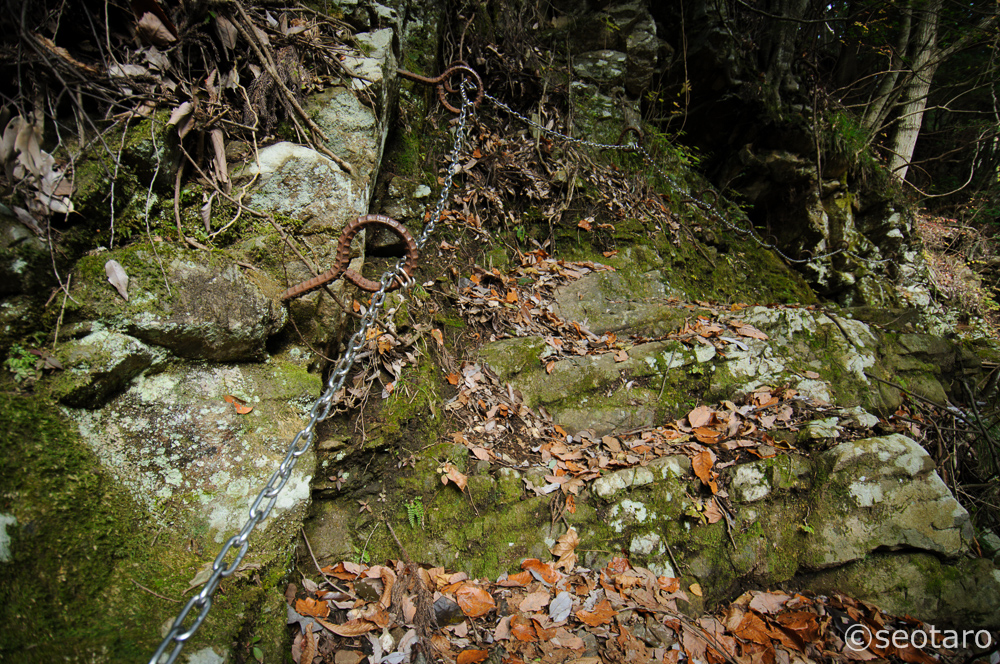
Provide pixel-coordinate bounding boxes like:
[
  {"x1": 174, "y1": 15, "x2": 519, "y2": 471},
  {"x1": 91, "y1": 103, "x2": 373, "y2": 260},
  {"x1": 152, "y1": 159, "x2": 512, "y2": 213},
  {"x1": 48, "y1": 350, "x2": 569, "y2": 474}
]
[
  {"x1": 365, "y1": 351, "x2": 444, "y2": 450},
  {"x1": 0, "y1": 392, "x2": 297, "y2": 662}
]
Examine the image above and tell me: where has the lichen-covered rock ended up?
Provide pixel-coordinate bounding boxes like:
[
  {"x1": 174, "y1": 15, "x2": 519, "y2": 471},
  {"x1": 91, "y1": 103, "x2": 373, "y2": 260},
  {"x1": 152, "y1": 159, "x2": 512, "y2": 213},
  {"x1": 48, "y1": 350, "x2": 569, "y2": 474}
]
[
  {"x1": 128, "y1": 258, "x2": 287, "y2": 361},
  {"x1": 803, "y1": 433, "x2": 973, "y2": 566},
  {"x1": 573, "y1": 50, "x2": 628, "y2": 86},
  {"x1": 801, "y1": 553, "x2": 1000, "y2": 628},
  {"x1": 64, "y1": 361, "x2": 321, "y2": 545},
  {"x1": 0, "y1": 213, "x2": 52, "y2": 297},
  {"x1": 67, "y1": 245, "x2": 287, "y2": 362},
  {"x1": 48, "y1": 327, "x2": 168, "y2": 408}
]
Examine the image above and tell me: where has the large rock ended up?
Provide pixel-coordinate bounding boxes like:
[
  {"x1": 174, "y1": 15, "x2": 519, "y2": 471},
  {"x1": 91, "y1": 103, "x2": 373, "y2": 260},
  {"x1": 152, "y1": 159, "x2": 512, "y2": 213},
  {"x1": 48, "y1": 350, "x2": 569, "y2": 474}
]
[
  {"x1": 68, "y1": 245, "x2": 287, "y2": 362},
  {"x1": 64, "y1": 361, "x2": 321, "y2": 544}
]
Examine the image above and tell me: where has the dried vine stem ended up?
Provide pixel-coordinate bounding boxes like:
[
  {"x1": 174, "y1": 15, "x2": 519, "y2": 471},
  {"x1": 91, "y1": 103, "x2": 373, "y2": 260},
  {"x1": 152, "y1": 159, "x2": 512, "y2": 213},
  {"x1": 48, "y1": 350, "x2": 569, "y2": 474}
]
[{"x1": 231, "y1": 0, "x2": 353, "y2": 174}]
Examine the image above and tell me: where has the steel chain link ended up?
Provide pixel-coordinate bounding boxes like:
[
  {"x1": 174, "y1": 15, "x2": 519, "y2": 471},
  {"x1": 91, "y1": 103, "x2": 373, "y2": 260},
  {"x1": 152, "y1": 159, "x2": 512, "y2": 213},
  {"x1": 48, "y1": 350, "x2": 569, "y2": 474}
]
[
  {"x1": 148, "y1": 80, "x2": 471, "y2": 664},
  {"x1": 482, "y1": 91, "x2": 893, "y2": 268}
]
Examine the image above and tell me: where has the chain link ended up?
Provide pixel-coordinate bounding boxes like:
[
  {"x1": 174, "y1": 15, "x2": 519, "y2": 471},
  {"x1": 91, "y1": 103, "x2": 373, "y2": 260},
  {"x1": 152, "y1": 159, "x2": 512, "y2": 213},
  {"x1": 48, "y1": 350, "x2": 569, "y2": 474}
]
[
  {"x1": 481, "y1": 91, "x2": 892, "y2": 267},
  {"x1": 148, "y1": 79, "x2": 471, "y2": 664}
]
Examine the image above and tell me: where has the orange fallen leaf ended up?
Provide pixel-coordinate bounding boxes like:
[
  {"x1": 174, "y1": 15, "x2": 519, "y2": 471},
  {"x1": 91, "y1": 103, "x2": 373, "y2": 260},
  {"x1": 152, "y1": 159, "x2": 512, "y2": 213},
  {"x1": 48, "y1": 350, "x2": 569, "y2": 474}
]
[
  {"x1": 325, "y1": 618, "x2": 377, "y2": 637},
  {"x1": 295, "y1": 597, "x2": 330, "y2": 618},
  {"x1": 545, "y1": 361, "x2": 555, "y2": 374},
  {"x1": 497, "y1": 570, "x2": 533, "y2": 587},
  {"x1": 446, "y1": 372, "x2": 460, "y2": 385},
  {"x1": 692, "y1": 426, "x2": 720, "y2": 444},
  {"x1": 577, "y1": 218, "x2": 592, "y2": 231},
  {"x1": 687, "y1": 405, "x2": 714, "y2": 428},
  {"x1": 505, "y1": 290, "x2": 518, "y2": 303},
  {"x1": 576, "y1": 598, "x2": 617, "y2": 627},
  {"x1": 510, "y1": 615, "x2": 538, "y2": 641},
  {"x1": 690, "y1": 583, "x2": 703, "y2": 597},
  {"x1": 521, "y1": 558, "x2": 560, "y2": 585},
  {"x1": 431, "y1": 328, "x2": 444, "y2": 345},
  {"x1": 222, "y1": 394, "x2": 254, "y2": 414},
  {"x1": 692, "y1": 450, "x2": 718, "y2": 493},
  {"x1": 457, "y1": 650, "x2": 489, "y2": 664},
  {"x1": 658, "y1": 576, "x2": 680, "y2": 593},
  {"x1": 455, "y1": 583, "x2": 495, "y2": 617}
]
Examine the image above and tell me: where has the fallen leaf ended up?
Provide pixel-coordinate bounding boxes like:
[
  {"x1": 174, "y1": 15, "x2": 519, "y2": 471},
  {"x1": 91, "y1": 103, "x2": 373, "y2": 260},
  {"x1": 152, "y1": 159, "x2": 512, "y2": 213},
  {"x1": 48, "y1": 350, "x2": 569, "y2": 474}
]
[
  {"x1": 687, "y1": 405, "x2": 714, "y2": 428},
  {"x1": 470, "y1": 446, "x2": 491, "y2": 461},
  {"x1": 295, "y1": 597, "x2": 330, "y2": 618},
  {"x1": 735, "y1": 324, "x2": 768, "y2": 340},
  {"x1": 692, "y1": 450, "x2": 718, "y2": 493},
  {"x1": 105, "y1": 260, "x2": 129, "y2": 301},
  {"x1": 521, "y1": 559, "x2": 560, "y2": 585},
  {"x1": 545, "y1": 360, "x2": 555, "y2": 374},
  {"x1": 690, "y1": 583, "x2": 703, "y2": 597},
  {"x1": 497, "y1": 570, "x2": 533, "y2": 587},
  {"x1": 510, "y1": 614, "x2": 537, "y2": 641},
  {"x1": 658, "y1": 576, "x2": 680, "y2": 593},
  {"x1": 431, "y1": 328, "x2": 444, "y2": 345},
  {"x1": 519, "y1": 590, "x2": 550, "y2": 613},
  {"x1": 441, "y1": 463, "x2": 468, "y2": 491},
  {"x1": 455, "y1": 583, "x2": 495, "y2": 617},
  {"x1": 326, "y1": 619, "x2": 377, "y2": 637},
  {"x1": 577, "y1": 217, "x2": 592, "y2": 231},
  {"x1": 576, "y1": 598, "x2": 617, "y2": 626},
  {"x1": 703, "y1": 497, "x2": 724, "y2": 524},
  {"x1": 613, "y1": 349, "x2": 628, "y2": 362},
  {"x1": 456, "y1": 650, "x2": 488, "y2": 664}
]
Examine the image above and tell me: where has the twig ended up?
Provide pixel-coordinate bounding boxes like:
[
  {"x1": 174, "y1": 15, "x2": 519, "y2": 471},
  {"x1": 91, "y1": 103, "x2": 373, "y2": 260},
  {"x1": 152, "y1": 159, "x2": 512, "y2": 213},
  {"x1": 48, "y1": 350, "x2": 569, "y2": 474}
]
[
  {"x1": 130, "y1": 578, "x2": 180, "y2": 603},
  {"x1": 232, "y1": 1, "x2": 352, "y2": 174},
  {"x1": 51, "y1": 274, "x2": 71, "y2": 348}
]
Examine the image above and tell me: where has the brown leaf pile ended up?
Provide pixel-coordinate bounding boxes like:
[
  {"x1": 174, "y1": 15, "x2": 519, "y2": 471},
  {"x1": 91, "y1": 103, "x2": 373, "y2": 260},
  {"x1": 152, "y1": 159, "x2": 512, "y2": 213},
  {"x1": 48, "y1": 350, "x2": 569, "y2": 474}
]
[{"x1": 287, "y1": 555, "x2": 963, "y2": 664}]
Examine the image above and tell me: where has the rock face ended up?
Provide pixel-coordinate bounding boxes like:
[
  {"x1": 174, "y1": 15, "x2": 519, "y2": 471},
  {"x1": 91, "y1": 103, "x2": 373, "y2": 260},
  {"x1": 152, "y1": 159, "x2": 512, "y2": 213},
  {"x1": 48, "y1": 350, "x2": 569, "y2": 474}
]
[
  {"x1": 68, "y1": 246, "x2": 287, "y2": 363},
  {"x1": 66, "y1": 362, "x2": 320, "y2": 543},
  {"x1": 0, "y1": 7, "x2": 404, "y2": 661},
  {"x1": 473, "y1": 269, "x2": 1000, "y2": 627}
]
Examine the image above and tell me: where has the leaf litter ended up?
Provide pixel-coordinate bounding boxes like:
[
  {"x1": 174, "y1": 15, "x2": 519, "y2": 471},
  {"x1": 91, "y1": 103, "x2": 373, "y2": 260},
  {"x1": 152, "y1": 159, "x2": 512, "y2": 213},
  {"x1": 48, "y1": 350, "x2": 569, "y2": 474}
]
[{"x1": 288, "y1": 554, "x2": 958, "y2": 664}]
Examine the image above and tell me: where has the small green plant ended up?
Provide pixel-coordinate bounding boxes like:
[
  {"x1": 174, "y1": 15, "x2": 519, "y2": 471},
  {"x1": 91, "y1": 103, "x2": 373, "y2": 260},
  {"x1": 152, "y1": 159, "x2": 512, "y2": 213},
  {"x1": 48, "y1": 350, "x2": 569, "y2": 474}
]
[
  {"x1": 4, "y1": 344, "x2": 41, "y2": 384},
  {"x1": 405, "y1": 497, "x2": 424, "y2": 530},
  {"x1": 514, "y1": 225, "x2": 528, "y2": 243},
  {"x1": 250, "y1": 635, "x2": 263, "y2": 662}
]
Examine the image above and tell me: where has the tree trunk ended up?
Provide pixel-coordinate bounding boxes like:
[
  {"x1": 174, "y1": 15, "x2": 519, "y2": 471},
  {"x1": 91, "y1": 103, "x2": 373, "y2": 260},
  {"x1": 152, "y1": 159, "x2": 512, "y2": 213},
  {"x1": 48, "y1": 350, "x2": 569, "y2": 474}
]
[
  {"x1": 888, "y1": 0, "x2": 943, "y2": 181},
  {"x1": 861, "y1": 0, "x2": 912, "y2": 134}
]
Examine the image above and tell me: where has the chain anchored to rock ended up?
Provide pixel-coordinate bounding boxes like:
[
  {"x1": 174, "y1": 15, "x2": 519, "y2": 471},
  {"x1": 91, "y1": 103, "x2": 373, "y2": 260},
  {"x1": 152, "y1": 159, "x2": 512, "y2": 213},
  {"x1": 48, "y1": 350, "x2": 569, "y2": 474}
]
[
  {"x1": 148, "y1": 69, "x2": 475, "y2": 664},
  {"x1": 396, "y1": 61, "x2": 484, "y2": 114}
]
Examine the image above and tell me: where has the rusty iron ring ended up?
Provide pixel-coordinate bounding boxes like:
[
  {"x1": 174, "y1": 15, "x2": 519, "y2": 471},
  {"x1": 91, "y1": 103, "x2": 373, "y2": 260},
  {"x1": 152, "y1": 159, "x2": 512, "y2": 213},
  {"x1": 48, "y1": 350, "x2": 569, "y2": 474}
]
[
  {"x1": 279, "y1": 214, "x2": 419, "y2": 301},
  {"x1": 615, "y1": 126, "x2": 644, "y2": 148},
  {"x1": 396, "y1": 62, "x2": 484, "y2": 114}
]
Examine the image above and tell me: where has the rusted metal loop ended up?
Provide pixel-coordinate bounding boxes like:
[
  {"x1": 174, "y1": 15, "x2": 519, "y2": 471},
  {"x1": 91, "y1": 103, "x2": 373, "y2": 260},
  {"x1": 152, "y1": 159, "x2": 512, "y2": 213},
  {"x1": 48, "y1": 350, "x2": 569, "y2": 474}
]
[
  {"x1": 615, "y1": 126, "x2": 644, "y2": 149},
  {"x1": 701, "y1": 189, "x2": 719, "y2": 209},
  {"x1": 396, "y1": 62, "x2": 484, "y2": 114},
  {"x1": 279, "y1": 214, "x2": 419, "y2": 301}
]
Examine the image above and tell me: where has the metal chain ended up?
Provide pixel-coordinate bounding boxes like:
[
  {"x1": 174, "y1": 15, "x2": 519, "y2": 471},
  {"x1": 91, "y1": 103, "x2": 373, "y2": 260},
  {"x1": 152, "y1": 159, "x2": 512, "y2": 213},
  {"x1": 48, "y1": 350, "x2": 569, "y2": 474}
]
[
  {"x1": 482, "y1": 91, "x2": 893, "y2": 267},
  {"x1": 148, "y1": 81, "x2": 471, "y2": 664}
]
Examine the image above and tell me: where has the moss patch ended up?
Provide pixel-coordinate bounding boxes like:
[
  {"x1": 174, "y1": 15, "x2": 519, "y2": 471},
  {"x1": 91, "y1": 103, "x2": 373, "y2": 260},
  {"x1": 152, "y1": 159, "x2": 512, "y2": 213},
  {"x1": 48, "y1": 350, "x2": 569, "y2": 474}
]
[{"x1": 0, "y1": 392, "x2": 295, "y2": 661}]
